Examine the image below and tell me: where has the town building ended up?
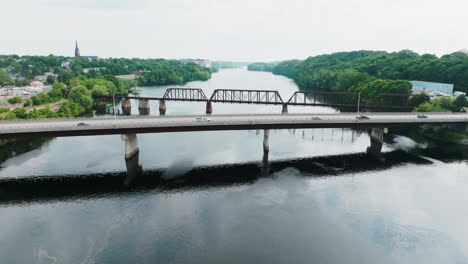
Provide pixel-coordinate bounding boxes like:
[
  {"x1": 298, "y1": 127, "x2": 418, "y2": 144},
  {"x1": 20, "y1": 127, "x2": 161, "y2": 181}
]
[
  {"x1": 74, "y1": 41, "x2": 100, "y2": 61},
  {"x1": 181, "y1": 58, "x2": 212, "y2": 68},
  {"x1": 410, "y1": 81, "x2": 455, "y2": 97}
]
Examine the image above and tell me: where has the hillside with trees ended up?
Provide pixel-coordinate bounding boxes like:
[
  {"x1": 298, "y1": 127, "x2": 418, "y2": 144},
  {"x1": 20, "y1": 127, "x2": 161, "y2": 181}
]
[{"x1": 250, "y1": 50, "x2": 468, "y2": 106}]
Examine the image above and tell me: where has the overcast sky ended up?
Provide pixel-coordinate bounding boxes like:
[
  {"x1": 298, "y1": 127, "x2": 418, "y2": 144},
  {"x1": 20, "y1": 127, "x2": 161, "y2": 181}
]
[{"x1": 1, "y1": 0, "x2": 467, "y2": 61}]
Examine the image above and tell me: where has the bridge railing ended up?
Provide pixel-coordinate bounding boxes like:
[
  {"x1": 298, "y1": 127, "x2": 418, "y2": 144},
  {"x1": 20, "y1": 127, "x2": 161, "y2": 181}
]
[
  {"x1": 209, "y1": 89, "x2": 284, "y2": 104},
  {"x1": 163, "y1": 88, "x2": 208, "y2": 101},
  {"x1": 286, "y1": 91, "x2": 360, "y2": 108}
]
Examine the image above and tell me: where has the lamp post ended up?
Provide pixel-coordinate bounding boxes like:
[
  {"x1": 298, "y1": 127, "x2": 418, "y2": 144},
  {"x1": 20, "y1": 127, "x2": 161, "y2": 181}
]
[
  {"x1": 357, "y1": 92, "x2": 361, "y2": 116},
  {"x1": 112, "y1": 93, "x2": 116, "y2": 119}
]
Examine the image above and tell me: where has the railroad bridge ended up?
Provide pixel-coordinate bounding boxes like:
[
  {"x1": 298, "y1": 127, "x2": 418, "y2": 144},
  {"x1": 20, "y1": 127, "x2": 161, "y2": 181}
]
[{"x1": 93, "y1": 88, "x2": 420, "y2": 115}]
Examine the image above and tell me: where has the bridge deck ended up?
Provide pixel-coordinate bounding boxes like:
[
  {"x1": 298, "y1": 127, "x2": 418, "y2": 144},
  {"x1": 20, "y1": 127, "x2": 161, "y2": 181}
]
[{"x1": 0, "y1": 113, "x2": 467, "y2": 139}]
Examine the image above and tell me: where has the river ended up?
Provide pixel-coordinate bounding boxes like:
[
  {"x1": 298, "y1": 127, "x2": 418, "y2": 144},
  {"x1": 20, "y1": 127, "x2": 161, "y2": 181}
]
[{"x1": 1, "y1": 68, "x2": 468, "y2": 263}]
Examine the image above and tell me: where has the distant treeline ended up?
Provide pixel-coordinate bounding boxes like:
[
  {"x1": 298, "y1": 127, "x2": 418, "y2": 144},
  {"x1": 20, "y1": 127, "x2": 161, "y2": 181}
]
[{"x1": 248, "y1": 62, "x2": 278, "y2": 72}]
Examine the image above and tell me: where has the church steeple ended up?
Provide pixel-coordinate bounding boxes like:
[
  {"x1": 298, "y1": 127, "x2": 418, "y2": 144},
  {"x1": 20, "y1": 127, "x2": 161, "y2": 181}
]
[{"x1": 74, "y1": 41, "x2": 80, "y2": 58}]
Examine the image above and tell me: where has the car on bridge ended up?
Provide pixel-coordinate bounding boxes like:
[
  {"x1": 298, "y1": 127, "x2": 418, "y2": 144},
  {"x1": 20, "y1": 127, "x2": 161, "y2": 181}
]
[{"x1": 195, "y1": 117, "x2": 211, "y2": 122}]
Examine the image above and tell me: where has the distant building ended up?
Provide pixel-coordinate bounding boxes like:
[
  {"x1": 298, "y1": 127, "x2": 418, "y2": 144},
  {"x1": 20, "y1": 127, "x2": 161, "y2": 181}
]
[
  {"x1": 74, "y1": 41, "x2": 100, "y2": 61},
  {"x1": 181, "y1": 58, "x2": 212, "y2": 68},
  {"x1": 34, "y1": 72, "x2": 58, "y2": 82},
  {"x1": 30, "y1": 81, "x2": 44, "y2": 88},
  {"x1": 75, "y1": 41, "x2": 80, "y2": 58},
  {"x1": 410, "y1": 81, "x2": 455, "y2": 97}
]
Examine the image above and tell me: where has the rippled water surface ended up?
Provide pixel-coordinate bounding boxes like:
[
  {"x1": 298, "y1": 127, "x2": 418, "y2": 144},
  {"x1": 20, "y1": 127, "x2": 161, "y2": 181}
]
[{"x1": 1, "y1": 68, "x2": 468, "y2": 264}]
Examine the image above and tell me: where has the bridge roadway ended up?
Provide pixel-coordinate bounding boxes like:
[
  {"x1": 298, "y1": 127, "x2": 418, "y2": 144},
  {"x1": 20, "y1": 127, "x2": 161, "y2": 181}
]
[{"x1": 1, "y1": 112, "x2": 467, "y2": 139}]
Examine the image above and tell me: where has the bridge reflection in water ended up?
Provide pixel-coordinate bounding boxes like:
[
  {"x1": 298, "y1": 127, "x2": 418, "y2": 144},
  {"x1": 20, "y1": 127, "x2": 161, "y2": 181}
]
[{"x1": 0, "y1": 150, "x2": 431, "y2": 206}]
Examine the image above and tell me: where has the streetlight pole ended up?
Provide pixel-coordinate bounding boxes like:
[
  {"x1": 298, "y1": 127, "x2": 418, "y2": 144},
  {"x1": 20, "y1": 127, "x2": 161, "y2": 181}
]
[
  {"x1": 357, "y1": 92, "x2": 361, "y2": 116},
  {"x1": 112, "y1": 93, "x2": 116, "y2": 120}
]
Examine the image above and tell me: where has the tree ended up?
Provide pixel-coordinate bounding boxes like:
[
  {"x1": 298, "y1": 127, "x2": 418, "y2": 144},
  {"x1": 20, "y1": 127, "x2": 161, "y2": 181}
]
[
  {"x1": 69, "y1": 85, "x2": 93, "y2": 110},
  {"x1": 46, "y1": 75, "x2": 56, "y2": 84},
  {"x1": 452, "y1": 95, "x2": 468, "y2": 112},
  {"x1": 8, "y1": 96, "x2": 22, "y2": 104},
  {"x1": 0, "y1": 69, "x2": 13, "y2": 86},
  {"x1": 407, "y1": 92, "x2": 431, "y2": 108}
]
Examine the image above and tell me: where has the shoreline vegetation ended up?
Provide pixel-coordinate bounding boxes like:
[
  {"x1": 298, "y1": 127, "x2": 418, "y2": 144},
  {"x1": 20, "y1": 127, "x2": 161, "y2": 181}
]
[{"x1": 0, "y1": 56, "x2": 213, "y2": 120}]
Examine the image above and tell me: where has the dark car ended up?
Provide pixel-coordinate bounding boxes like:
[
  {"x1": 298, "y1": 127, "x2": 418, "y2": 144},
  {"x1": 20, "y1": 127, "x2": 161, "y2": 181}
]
[
  {"x1": 356, "y1": 115, "x2": 370, "y2": 120},
  {"x1": 77, "y1": 122, "x2": 90, "y2": 126},
  {"x1": 311, "y1": 117, "x2": 321, "y2": 121},
  {"x1": 417, "y1": 115, "x2": 428, "y2": 118}
]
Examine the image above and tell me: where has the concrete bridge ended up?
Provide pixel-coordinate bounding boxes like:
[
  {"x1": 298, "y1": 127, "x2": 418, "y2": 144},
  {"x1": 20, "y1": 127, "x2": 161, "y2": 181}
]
[{"x1": 1, "y1": 112, "x2": 467, "y2": 184}]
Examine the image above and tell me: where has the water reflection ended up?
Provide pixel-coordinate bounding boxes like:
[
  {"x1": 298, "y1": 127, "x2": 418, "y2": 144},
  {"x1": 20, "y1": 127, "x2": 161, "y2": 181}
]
[{"x1": 0, "y1": 150, "x2": 430, "y2": 206}]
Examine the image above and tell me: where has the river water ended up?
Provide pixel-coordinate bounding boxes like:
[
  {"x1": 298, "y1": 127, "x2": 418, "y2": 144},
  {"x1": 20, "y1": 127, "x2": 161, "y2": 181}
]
[{"x1": 1, "y1": 68, "x2": 468, "y2": 264}]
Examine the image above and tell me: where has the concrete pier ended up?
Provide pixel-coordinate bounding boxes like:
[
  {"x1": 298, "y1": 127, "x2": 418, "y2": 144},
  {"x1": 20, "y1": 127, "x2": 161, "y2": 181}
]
[
  {"x1": 96, "y1": 100, "x2": 106, "y2": 114},
  {"x1": 138, "y1": 99, "x2": 150, "y2": 115},
  {"x1": 121, "y1": 134, "x2": 139, "y2": 159},
  {"x1": 263, "y1": 129, "x2": 270, "y2": 153},
  {"x1": 121, "y1": 98, "x2": 132, "y2": 115},
  {"x1": 159, "y1": 100, "x2": 167, "y2": 115},
  {"x1": 366, "y1": 128, "x2": 387, "y2": 156},
  {"x1": 282, "y1": 104, "x2": 288, "y2": 114},
  {"x1": 121, "y1": 134, "x2": 141, "y2": 185},
  {"x1": 206, "y1": 101, "x2": 213, "y2": 114}
]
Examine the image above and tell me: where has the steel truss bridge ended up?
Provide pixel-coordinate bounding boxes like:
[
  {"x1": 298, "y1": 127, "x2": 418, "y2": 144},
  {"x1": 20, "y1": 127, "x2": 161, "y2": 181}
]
[{"x1": 93, "y1": 88, "x2": 422, "y2": 111}]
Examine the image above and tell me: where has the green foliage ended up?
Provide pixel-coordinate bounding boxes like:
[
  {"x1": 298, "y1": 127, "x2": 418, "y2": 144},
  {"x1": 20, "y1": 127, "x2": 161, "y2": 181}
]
[
  {"x1": 413, "y1": 96, "x2": 458, "y2": 112},
  {"x1": 136, "y1": 61, "x2": 211, "y2": 86},
  {"x1": 31, "y1": 93, "x2": 52, "y2": 106},
  {"x1": 0, "y1": 107, "x2": 9, "y2": 113},
  {"x1": 248, "y1": 62, "x2": 278, "y2": 72},
  {"x1": 58, "y1": 101, "x2": 86, "y2": 117},
  {"x1": 46, "y1": 75, "x2": 56, "y2": 84},
  {"x1": 7, "y1": 96, "x2": 22, "y2": 104},
  {"x1": 0, "y1": 69, "x2": 13, "y2": 86},
  {"x1": 23, "y1": 99, "x2": 32, "y2": 107},
  {"x1": 264, "y1": 50, "x2": 468, "y2": 96},
  {"x1": 350, "y1": 79, "x2": 412, "y2": 105},
  {"x1": 414, "y1": 102, "x2": 436, "y2": 112},
  {"x1": 1, "y1": 107, "x2": 59, "y2": 120},
  {"x1": 453, "y1": 95, "x2": 468, "y2": 111},
  {"x1": 407, "y1": 92, "x2": 431, "y2": 108},
  {"x1": 69, "y1": 85, "x2": 93, "y2": 110}
]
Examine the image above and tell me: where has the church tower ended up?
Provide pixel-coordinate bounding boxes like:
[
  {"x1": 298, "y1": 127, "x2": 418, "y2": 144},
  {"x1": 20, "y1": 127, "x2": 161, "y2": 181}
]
[{"x1": 74, "y1": 41, "x2": 80, "y2": 58}]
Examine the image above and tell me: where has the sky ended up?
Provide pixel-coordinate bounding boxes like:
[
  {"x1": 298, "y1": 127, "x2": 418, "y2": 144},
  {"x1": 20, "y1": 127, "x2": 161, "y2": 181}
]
[{"x1": 1, "y1": 0, "x2": 468, "y2": 61}]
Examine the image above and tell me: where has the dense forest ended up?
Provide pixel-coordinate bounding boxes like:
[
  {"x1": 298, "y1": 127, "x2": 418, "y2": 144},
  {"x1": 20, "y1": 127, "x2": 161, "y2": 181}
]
[
  {"x1": 269, "y1": 50, "x2": 468, "y2": 92},
  {"x1": 247, "y1": 50, "x2": 468, "y2": 111}
]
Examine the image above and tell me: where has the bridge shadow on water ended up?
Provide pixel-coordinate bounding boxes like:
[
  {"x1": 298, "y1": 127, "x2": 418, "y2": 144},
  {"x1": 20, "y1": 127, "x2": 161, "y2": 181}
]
[{"x1": 0, "y1": 150, "x2": 431, "y2": 206}]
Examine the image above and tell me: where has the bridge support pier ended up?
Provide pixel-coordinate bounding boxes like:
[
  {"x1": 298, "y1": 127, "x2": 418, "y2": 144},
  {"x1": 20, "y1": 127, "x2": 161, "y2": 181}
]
[
  {"x1": 96, "y1": 100, "x2": 106, "y2": 114},
  {"x1": 465, "y1": 124, "x2": 468, "y2": 133},
  {"x1": 282, "y1": 104, "x2": 288, "y2": 114},
  {"x1": 366, "y1": 128, "x2": 387, "y2": 156},
  {"x1": 263, "y1": 129, "x2": 270, "y2": 153},
  {"x1": 206, "y1": 101, "x2": 213, "y2": 114},
  {"x1": 138, "y1": 99, "x2": 150, "y2": 115},
  {"x1": 121, "y1": 134, "x2": 142, "y2": 185},
  {"x1": 159, "y1": 100, "x2": 167, "y2": 115},
  {"x1": 121, "y1": 98, "x2": 132, "y2": 115}
]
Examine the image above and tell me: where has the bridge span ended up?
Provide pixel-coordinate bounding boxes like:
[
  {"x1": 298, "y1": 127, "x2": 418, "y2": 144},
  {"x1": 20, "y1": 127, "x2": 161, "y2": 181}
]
[{"x1": 1, "y1": 112, "x2": 466, "y2": 184}]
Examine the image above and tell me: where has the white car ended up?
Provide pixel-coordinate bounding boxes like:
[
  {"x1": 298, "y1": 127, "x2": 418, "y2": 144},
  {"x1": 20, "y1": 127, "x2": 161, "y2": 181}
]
[{"x1": 195, "y1": 117, "x2": 211, "y2": 122}]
